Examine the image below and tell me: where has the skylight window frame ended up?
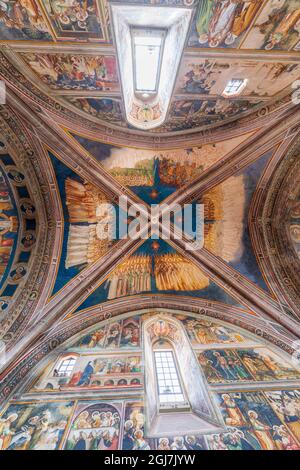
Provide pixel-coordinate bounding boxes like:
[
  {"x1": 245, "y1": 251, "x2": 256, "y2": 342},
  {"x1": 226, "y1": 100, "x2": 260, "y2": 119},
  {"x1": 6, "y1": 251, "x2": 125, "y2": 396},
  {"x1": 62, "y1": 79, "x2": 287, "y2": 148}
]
[{"x1": 131, "y1": 27, "x2": 167, "y2": 96}]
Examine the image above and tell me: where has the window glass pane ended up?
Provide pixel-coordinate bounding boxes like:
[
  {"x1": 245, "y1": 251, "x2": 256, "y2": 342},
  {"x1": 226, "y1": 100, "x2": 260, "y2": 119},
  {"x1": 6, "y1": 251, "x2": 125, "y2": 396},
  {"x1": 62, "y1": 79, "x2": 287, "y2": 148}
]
[
  {"x1": 223, "y1": 79, "x2": 246, "y2": 96},
  {"x1": 58, "y1": 358, "x2": 76, "y2": 377},
  {"x1": 154, "y1": 350, "x2": 185, "y2": 405},
  {"x1": 132, "y1": 30, "x2": 164, "y2": 92}
]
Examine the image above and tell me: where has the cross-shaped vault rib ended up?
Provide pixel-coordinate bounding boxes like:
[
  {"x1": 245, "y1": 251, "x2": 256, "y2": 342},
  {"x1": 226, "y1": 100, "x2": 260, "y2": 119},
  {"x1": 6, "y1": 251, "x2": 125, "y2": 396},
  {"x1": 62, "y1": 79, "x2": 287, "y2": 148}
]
[{"x1": 3, "y1": 86, "x2": 300, "y2": 369}]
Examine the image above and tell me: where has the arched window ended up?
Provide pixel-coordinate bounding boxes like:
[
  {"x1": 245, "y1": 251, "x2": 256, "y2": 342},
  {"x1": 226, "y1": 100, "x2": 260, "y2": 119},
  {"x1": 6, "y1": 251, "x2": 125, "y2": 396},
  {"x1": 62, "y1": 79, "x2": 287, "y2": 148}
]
[
  {"x1": 153, "y1": 342, "x2": 186, "y2": 407},
  {"x1": 54, "y1": 356, "x2": 77, "y2": 377},
  {"x1": 143, "y1": 315, "x2": 225, "y2": 437}
]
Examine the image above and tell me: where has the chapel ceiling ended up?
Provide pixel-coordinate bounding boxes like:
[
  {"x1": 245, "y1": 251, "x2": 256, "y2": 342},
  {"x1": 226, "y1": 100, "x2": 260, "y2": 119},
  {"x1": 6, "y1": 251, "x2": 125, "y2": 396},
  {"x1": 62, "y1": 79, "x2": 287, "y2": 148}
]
[
  {"x1": 0, "y1": 1, "x2": 300, "y2": 398},
  {"x1": 1, "y1": 0, "x2": 300, "y2": 134}
]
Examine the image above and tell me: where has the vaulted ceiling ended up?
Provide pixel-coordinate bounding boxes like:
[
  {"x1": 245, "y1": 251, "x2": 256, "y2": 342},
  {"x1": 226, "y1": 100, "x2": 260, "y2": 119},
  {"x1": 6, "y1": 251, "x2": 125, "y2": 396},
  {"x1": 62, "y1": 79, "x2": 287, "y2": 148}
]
[{"x1": 0, "y1": 0, "x2": 300, "y2": 402}]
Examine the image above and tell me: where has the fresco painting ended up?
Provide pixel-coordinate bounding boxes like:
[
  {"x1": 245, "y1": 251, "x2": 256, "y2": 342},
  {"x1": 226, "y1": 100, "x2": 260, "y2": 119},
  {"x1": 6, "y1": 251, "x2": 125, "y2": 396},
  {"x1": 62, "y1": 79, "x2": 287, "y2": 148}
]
[
  {"x1": 289, "y1": 202, "x2": 300, "y2": 259},
  {"x1": 22, "y1": 53, "x2": 119, "y2": 91},
  {"x1": 156, "y1": 435, "x2": 206, "y2": 450},
  {"x1": 73, "y1": 132, "x2": 254, "y2": 192},
  {"x1": 0, "y1": 155, "x2": 38, "y2": 304},
  {"x1": 188, "y1": 0, "x2": 261, "y2": 49},
  {"x1": 202, "y1": 151, "x2": 275, "y2": 292},
  {"x1": 49, "y1": 152, "x2": 118, "y2": 296},
  {"x1": 236, "y1": 348, "x2": 300, "y2": 381},
  {"x1": 0, "y1": 0, "x2": 52, "y2": 40},
  {"x1": 74, "y1": 240, "x2": 243, "y2": 313},
  {"x1": 65, "y1": 177, "x2": 115, "y2": 269},
  {"x1": 213, "y1": 392, "x2": 300, "y2": 450},
  {"x1": 64, "y1": 402, "x2": 121, "y2": 450},
  {"x1": 198, "y1": 348, "x2": 300, "y2": 384},
  {"x1": 103, "y1": 240, "x2": 210, "y2": 301},
  {"x1": 0, "y1": 401, "x2": 74, "y2": 450},
  {"x1": 41, "y1": 0, "x2": 109, "y2": 41},
  {"x1": 2, "y1": 391, "x2": 299, "y2": 451},
  {"x1": 198, "y1": 349, "x2": 252, "y2": 383},
  {"x1": 182, "y1": 317, "x2": 248, "y2": 345},
  {"x1": 32, "y1": 353, "x2": 143, "y2": 392},
  {"x1": 110, "y1": 0, "x2": 196, "y2": 5},
  {"x1": 168, "y1": 98, "x2": 262, "y2": 129},
  {"x1": 2, "y1": 313, "x2": 300, "y2": 451},
  {"x1": 70, "y1": 316, "x2": 141, "y2": 350},
  {"x1": 188, "y1": 0, "x2": 300, "y2": 51},
  {"x1": 266, "y1": 390, "x2": 300, "y2": 442},
  {"x1": 176, "y1": 58, "x2": 300, "y2": 98},
  {"x1": 122, "y1": 402, "x2": 154, "y2": 450},
  {"x1": 242, "y1": 0, "x2": 300, "y2": 51},
  {"x1": 67, "y1": 98, "x2": 125, "y2": 126}
]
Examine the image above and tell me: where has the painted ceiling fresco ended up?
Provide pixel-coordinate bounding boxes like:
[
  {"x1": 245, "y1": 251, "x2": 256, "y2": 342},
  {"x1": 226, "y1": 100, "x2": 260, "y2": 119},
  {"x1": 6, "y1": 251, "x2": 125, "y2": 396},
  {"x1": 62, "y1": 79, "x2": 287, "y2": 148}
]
[
  {"x1": 1, "y1": 1, "x2": 300, "y2": 457},
  {"x1": 202, "y1": 148, "x2": 275, "y2": 293},
  {"x1": 188, "y1": 0, "x2": 300, "y2": 50},
  {"x1": 73, "y1": 131, "x2": 254, "y2": 200},
  {"x1": 1, "y1": 0, "x2": 300, "y2": 133},
  {"x1": 49, "y1": 151, "x2": 118, "y2": 296},
  {"x1": 73, "y1": 239, "x2": 242, "y2": 314},
  {"x1": 44, "y1": 132, "x2": 279, "y2": 314}
]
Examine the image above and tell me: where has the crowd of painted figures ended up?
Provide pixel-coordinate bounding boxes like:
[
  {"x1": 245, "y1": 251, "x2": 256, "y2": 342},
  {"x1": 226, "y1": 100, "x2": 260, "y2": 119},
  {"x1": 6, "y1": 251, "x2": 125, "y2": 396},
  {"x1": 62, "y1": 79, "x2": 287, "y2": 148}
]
[
  {"x1": 2, "y1": 313, "x2": 299, "y2": 450},
  {"x1": 1, "y1": 392, "x2": 300, "y2": 450}
]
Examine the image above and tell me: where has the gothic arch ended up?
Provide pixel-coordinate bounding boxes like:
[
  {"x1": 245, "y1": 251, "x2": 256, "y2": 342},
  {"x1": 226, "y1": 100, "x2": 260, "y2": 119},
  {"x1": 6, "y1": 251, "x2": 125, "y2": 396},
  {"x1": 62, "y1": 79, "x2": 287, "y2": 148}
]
[{"x1": 1, "y1": 297, "x2": 298, "y2": 404}]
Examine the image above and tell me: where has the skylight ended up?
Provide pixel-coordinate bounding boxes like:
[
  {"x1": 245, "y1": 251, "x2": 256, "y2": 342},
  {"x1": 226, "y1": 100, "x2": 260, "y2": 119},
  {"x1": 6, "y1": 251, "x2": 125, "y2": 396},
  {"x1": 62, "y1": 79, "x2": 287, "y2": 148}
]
[
  {"x1": 111, "y1": 4, "x2": 192, "y2": 130},
  {"x1": 132, "y1": 29, "x2": 165, "y2": 94},
  {"x1": 223, "y1": 78, "x2": 248, "y2": 97}
]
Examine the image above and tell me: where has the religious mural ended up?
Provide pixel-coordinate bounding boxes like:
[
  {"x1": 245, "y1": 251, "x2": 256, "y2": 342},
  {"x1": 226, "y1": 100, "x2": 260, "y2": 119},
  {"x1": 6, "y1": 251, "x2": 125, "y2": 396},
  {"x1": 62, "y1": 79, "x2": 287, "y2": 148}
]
[
  {"x1": 242, "y1": 0, "x2": 300, "y2": 51},
  {"x1": 49, "y1": 152, "x2": 117, "y2": 296},
  {"x1": 41, "y1": 0, "x2": 110, "y2": 42},
  {"x1": 188, "y1": 0, "x2": 300, "y2": 51},
  {"x1": 167, "y1": 98, "x2": 262, "y2": 130},
  {"x1": 71, "y1": 316, "x2": 141, "y2": 350},
  {"x1": 67, "y1": 98, "x2": 125, "y2": 126},
  {"x1": 212, "y1": 392, "x2": 300, "y2": 450},
  {"x1": 202, "y1": 150, "x2": 275, "y2": 292},
  {"x1": 48, "y1": 134, "x2": 274, "y2": 309},
  {"x1": 182, "y1": 317, "x2": 248, "y2": 345},
  {"x1": 33, "y1": 354, "x2": 143, "y2": 392},
  {"x1": 156, "y1": 435, "x2": 206, "y2": 450},
  {"x1": 289, "y1": 201, "x2": 300, "y2": 259},
  {"x1": 111, "y1": 0, "x2": 196, "y2": 5},
  {"x1": 122, "y1": 401, "x2": 154, "y2": 450},
  {"x1": 198, "y1": 348, "x2": 300, "y2": 384},
  {"x1": 0, "y1": 0, "x2": 52, "y2": 40},
  {"x1": 74, "y1": 239, "x2": 243, "y2": 313},
  {"x1": 176, "y1": 57, "x2": 300, "y2": 98},
  {"x1": 64, "y1": 402, "x2": 121, "y2": 450},
  {"x1": 73, "y1": 132, "x2": 254, "y2": 192},
  {"x1": 188, "y1": 0, "x2": 261, "y2": 49},
  {"x1": 266, "y1": 390, "x2": 300, "y2": 442},
  {"x1": 21, "y1": 53, "x2": 119, "y2": 91},
  {"x1": 2, "y1": 312, "x2": 300, "y2": 451},
  {"x1": 65, "y1": 177, "x2": 115, "y2": 269},
  {"x1": 0, "y1": 401, "x2": 74, "y2": 450}
]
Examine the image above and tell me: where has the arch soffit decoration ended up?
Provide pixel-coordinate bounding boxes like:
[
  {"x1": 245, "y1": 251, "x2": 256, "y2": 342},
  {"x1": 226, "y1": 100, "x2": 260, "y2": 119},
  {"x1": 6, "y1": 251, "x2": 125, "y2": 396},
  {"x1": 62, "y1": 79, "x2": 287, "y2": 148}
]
[
  {"x1": 250, "y1": 136, "x2": 300, "y2": 315},
  {"x1": 0, "y1": 47, "x2": 298, "y2": 149},
  {"x1": 0, "y1": 105, "x2": 62, "y2": 344}
]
